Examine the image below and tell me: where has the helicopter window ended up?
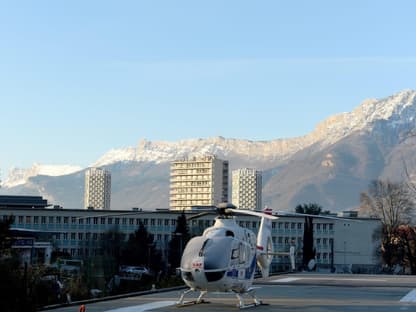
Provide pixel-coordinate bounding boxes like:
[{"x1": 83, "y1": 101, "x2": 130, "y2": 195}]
[
  {"x1": 199, "y1": 239, "x2": 211, "y2": 256},
  {"x1": 226, "y1": 230, "x2": 234, "y2": 237},
  {"x1": 231, "y1": 248, "x2": 239, "y2": 259},
  {"x1": 239, "y1": 243, "x2": 247, "y2": 264}
]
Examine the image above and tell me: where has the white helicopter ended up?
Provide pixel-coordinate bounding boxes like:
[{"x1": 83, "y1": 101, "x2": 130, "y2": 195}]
[{"x1": 177, "y1": 203, "x2": 288, "y2": 309}]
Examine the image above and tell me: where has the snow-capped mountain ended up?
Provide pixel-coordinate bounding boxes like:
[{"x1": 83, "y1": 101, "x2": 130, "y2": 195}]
[
  {"x1": 2, "y1": 164, "x2": 82, "y2": 188},
  {"x1": 2, "y1": 89, "x2": 416, "y2": 211},
  {"x1": 84, "y1": 89, "x2": 416, "y2": 168}
]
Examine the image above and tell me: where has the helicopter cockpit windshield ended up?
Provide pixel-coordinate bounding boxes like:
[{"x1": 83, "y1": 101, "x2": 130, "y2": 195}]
[{"x1": 181, "y1": 236, "x2": 233, "y2": 272}]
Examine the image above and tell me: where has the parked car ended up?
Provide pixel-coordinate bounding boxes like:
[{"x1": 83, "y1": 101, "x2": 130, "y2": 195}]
[{"x1": 120, "y1": 266, "x2": 149, "y2": 276}]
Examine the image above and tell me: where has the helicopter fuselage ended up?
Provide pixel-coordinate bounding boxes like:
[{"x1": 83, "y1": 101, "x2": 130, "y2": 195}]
[{"x1": 180, "y1": 217, "x2": 257, "y2": 293}]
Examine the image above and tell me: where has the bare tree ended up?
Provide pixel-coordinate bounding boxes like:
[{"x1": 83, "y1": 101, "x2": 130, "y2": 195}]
[
  {"x1": 399, "y1": 130, "x2": 416, "y2": 198},
  {"x1": 360, "y1": 180, "x2": 414, "y2": 237}
]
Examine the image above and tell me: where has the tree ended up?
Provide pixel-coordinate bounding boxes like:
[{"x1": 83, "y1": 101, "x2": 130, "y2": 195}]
[
  {"x1": 360, "y1": 179, "x2": 415, "y2": 271},
  {"x1": 168, "y1": 211, "x2": 190, "y2": 272},
  {"x1": 100, "y1": 227, "x2": 125, "y2": 278},
  {"x1": 0, "y1": 215, "x2": 14, "y2": 255},
  {"x1": 295, "y1": 203, "x2": 322, "y2": 270},
  {"x1": 394, "y1": 225, "x2": 416, "y2": 274},
  {"x1": 121, "y1": 222, "x2": 162, "y2": 272},
  {"x1": 360, "y1": 180, "x2": 414, "y2": 237}
]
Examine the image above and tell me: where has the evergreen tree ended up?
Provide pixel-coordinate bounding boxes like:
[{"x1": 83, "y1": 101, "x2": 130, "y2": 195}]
[
  {"x1": 100, "y1": 227, "x2": 125, "y2": 278},
  {"x1": 121, "y1": 222, "x2": 162, "y2": 272},
  {"x1": 0, "y1": 215, "x2": 14, "y2": 255},
  {"x1": 295, "y1": 203, "x2": 322, "y2": 269},
  {"x1": 168, "y1": 211, "x2": 190, "y2": 272}
]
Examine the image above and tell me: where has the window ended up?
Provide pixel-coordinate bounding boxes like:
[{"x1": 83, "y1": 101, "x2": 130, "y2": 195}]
[
  {"x1": 115, "y1": 218, "x2": 120, "y2": 225},
  {"x1": 18, "y1": 216, "x2": 24, "y2": 224},
  {"x1": 63, "y1": 233, "x2": 68, "y2": 240},
  {"x1": 71, "y1": 217, "x2": 76, "y2": 224},
  {"x1": 93, "y1": 217, "x2": 98, "y2": 225},
  {"x1": 49, "y1": 216, "x2": 54, "y2": 224},
  {"x1": 78, "y1": 233, "x2": 83, "y2": 240},
  {"x1": 232, "y1": 248, "x2": 239, "y2": 259},
  {"x1": 34, "y1": 216, "x2": 39, "y2": 224},
  {"x1": 100, "y1": 218, "x2": 105, "y2": 225},
  {"x1": 78, "y1": 218, "x2": 84, "y2": 225},
  {"x1": 56, "y1": 216, "x2": 61, "y2": 224},
  {"x1": 41, "y1": 216, "x2": 46, "y2": 224},
  {"x1": 64, "y1": 217, "x2": 69, "y2": 224}
]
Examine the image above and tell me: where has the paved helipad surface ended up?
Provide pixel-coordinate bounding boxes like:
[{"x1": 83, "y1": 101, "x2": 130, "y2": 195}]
[{"x1": 47, "y1": 273, "x2": 416, "y2": 312}]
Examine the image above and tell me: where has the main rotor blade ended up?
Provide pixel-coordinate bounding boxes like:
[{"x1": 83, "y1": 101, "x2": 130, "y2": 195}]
[
  {"x1": 275, "y1": 211, "x2": 360, "y2": 221},
  {"x1": 186, "y1": 211, "x2": 215, "y2": 220},
  {"x1": 227, "y1": 208, "x2": 279, "y2": 220}
]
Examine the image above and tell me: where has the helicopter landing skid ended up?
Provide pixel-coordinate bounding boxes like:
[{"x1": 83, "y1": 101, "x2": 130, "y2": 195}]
[
  {"x1": 177, "y1": 289, "x2": 209, "y2": 307},
  {"x1": 235, "y1": 289, "x2": 266, "y2": 309}
]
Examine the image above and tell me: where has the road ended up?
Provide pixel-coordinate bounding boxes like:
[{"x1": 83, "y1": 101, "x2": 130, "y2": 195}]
[{"x1": 47, "y1": 273, "x2": 416, "y2": 312}]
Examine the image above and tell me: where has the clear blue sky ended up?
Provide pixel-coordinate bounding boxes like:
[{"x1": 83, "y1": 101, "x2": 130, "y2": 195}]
[{"x1": 1, "y1": 1, "x2": 416, "y2": 178}]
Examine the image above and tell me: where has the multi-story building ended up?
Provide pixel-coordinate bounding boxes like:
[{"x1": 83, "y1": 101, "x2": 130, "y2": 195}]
[
  {"x1": 0, "y1": 195, "x2": 49, "y2": 209},
  {"x1": 84, "y1": 168, "x2": 111, "y2": 210},
  {"x1": 0, "y1": 204, "x2": 381, "y2": 273},
  {"x1": 231, "y1": 168, "x2": 262, "y2": 211},
  {"x1": 170, "y1": 156, "x2": 229, "y2": 210}
]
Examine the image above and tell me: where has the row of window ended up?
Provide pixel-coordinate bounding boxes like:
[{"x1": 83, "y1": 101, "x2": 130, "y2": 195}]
[
  {"x1": 16, "y1": 215, "x2": 177, "y2": 226},
  {"x1": 271, "y1": 222, "x2": 334, "y2": 230},
  {"x1": 54, "y1": 232, "x2": 172, "y2": 242},
  {"x1": 172, "y1": 162, "x2": 213, "y2": 169}
]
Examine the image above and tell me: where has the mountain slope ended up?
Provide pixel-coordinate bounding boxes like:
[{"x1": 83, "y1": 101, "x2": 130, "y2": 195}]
[{"x1": 1, "y1": 89, "x2": 416, "y2": 211}]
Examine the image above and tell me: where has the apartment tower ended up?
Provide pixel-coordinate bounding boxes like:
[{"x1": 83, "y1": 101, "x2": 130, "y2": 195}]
[
  {"x1": 170, "y1": 156, "x2": 229, "y2": 210},
  {"x1": 232, "y1": 168, "x2": 262, "y2": 211},
  {"x1": 84, "y1": 167, "x2": 111, "y2": 210}
]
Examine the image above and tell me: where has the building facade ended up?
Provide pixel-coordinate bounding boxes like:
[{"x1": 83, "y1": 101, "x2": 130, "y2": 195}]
[
  {"x1": 0, "y1": 195, "x2": 49, "y2": 209},
  {"x1": 84, "y1": 168, "x2": 111, "y2": 210},
  {"x1": 170, "y1": 156, "x2": 229, "y2": 210},
  {"x1": 231, "y1": 168, "x2": 262, "y2": 211},
  {"x1": 1, "y1": 205, "x2": 381, "y2": 273}
]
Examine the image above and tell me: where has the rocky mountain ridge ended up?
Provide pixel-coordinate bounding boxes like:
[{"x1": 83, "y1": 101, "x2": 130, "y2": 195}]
[{"x1": 2, "y1": 89, "x2": 416, "y2": 211}]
